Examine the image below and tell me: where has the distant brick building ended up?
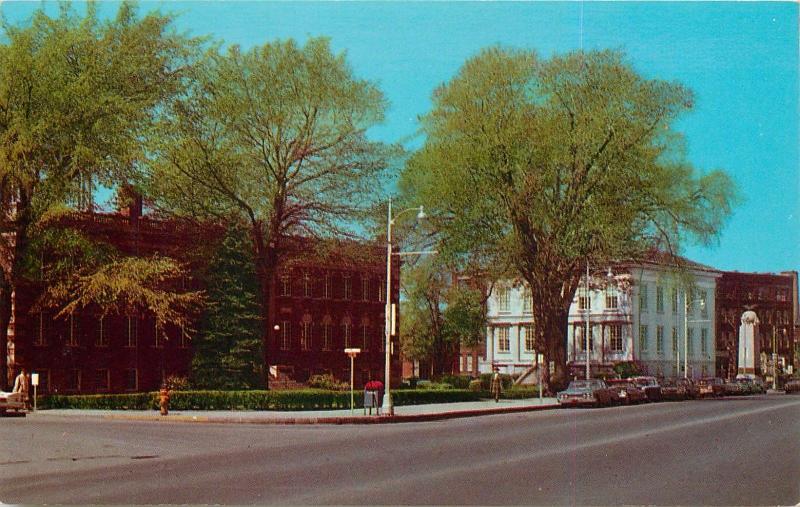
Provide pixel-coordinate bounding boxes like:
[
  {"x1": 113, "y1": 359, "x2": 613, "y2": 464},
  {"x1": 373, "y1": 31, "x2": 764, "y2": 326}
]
[
  {"x1": 6, "y1": 207, "x2": 400, "y2": 394},
  {"x1": 715, "y1": 271, "x2": 798, "y2": 379}
]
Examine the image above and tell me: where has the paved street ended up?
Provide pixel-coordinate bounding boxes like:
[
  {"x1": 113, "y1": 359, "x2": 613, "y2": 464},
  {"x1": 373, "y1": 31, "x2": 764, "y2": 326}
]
[{"x1": 1, "y1": 396, "x2": 798, "y2": 505}]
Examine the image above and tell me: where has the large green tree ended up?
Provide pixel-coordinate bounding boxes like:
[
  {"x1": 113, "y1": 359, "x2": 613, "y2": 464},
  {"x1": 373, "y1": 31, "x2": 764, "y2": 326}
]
[
  {"x1": 145, "y1": 38, "x2": 395, "y2": 388},
  {"x1": 400, "y1": 48, "x2": 737, "y2": 390},
  {"x1": 190, "y1": 224, "x2": 263, "y2": 390},
  {"x1": 0, "y1": 2, "x2": 194, "y2": 388}
]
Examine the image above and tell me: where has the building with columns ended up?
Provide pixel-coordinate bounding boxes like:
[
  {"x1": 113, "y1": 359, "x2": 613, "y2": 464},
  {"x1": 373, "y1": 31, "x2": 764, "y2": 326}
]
[{"x1": 481, "y1": 253, "x2": 721, "y2": 380}]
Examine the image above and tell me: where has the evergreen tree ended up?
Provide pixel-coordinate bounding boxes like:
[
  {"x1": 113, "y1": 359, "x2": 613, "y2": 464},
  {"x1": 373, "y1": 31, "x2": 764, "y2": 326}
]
[{"x1": 191, "y1": 227, "x2": 263, "y2": 389}]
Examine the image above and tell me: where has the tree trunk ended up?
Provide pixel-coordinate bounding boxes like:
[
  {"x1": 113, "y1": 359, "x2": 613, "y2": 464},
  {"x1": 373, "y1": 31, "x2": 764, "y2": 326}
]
[{"x1": 251, "y1": 221, "x2": 278, "y2": 390}]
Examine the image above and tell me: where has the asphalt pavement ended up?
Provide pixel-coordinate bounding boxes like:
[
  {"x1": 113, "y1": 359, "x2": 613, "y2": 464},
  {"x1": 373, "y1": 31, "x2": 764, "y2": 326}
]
[{"x1": 1, "y1": 395, "x2": 798, "y2": 505}]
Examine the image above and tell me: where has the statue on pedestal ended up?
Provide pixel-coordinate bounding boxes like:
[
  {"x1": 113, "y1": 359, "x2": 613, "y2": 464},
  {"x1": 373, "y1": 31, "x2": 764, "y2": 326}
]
[{"x1": 737, "y1": 310, "x2": 759, "y2": 379}]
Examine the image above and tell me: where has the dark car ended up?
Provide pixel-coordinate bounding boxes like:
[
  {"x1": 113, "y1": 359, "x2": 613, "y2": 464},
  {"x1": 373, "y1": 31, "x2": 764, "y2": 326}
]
[
  {"x1": 557, "y1": 379, "x2": 617, "y2": 407},
  {"x1": 607, "y1": 379, "x2": 647, "y2": 404},
  {"x1": 784, "y1": 379, "x2": 800, "y2": 394},
  {"x1": 632, "y1": 376, "x2": 662, "y2": 402},
  {"x1": 736, "y1": 377, "x2": 765, "y2": 395},
  {"x1": 661, "y1": 380, "x2": 688, "y2": 401},
  {"x1": 697, "y1": 377, "x2": 725, "y2": 398},
  {"x1": 677, "y1": 378, "x2": 699, "y2": 399},
  {"x1": 723, "y1": 379, "x2": 743, "y2": 396}
]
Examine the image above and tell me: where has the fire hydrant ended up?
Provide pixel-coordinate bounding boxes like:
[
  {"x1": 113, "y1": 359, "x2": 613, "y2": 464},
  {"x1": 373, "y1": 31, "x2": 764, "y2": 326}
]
[{"x1": 159, "y1": 386, "x2": 170, "y2": 416}]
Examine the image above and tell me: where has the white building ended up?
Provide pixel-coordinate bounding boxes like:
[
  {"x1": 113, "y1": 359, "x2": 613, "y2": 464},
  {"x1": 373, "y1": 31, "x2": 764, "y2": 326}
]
[
  {"x1": 479, "y1": 281, "x2": 538, "y2": 376},
  {"x1": 481, "y1": 254, "x2": 721, "y2": 380}
]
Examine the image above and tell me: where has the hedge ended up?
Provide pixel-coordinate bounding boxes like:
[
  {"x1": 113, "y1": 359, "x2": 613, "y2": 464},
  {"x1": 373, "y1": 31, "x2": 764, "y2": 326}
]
[{"x1": 38, "y1": 388, "x2": 482, "y2": 411}]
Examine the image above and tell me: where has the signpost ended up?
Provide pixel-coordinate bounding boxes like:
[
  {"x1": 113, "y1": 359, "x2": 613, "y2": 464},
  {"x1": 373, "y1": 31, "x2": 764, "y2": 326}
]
[
  {"x1": 31, "y1": 373, "x2": 39, "y2": 412},
  {"x1": 344, "y1": 348, "x2": 361, "y2": 414},
  {"x1": 537, "y1": 354, "x2": 544, "y2": 404}
]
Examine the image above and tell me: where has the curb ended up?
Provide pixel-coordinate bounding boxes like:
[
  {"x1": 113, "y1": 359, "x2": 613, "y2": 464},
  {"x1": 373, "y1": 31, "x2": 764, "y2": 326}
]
[{"x1": 99, "y1": 402, "x2": 561, "y2": 425}]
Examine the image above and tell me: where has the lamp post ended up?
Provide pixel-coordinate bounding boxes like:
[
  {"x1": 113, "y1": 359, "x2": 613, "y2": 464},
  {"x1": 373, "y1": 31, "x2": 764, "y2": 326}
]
[
  {"x1": 383, "y1": 199, "x2": 430, "y2": 416},
  {"x1": 585, "y1": 261, "x2": 590, "y2": 381},
  {"x1": 345, "y1": 348, "x2": 361, "y2": 414}
]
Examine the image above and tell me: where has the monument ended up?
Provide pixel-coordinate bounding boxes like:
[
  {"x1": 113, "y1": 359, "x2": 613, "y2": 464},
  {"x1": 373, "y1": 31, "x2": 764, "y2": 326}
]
[{"x1": 737, "y1": 310, "x2": 759, "y2": 379}]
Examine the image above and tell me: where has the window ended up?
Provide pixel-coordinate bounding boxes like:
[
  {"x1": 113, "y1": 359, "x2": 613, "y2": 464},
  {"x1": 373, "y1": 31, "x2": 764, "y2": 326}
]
[
  {"x1": 496, "y1": 288, "x2": 510, "y2": 313},
  {"x1": 126, "y1": 316, "x2": 138, "y2": 347},
  {"x1": 342, "y1": 318, "x2": 352, "y2": 348},
  {"x1": 124, "y1": 369, "x2": 138, "y2": 391},
  {"x1": 610, "y1": 325, "x2": 623, "y2": 352},
  {"x1": 322, "y1": 318, "x2": 332, "y2": 351},
  {"x1": 672, "y1": 327, "x2": 678, "y2": 353},
  {"x1": 324, "y1": 274, "x2": 332, "y2": 299},
  {"x1": 303, "y1": 273, "x2": 313, "y2": 298},
  {"x1": 701, "y1": 328, "x2": 708, "y2": 355},
  {"x1": 378, "y1": 279, "x2": 385, "y2": 302},
  {"x1": 577, "y1": 326, "x2": 593, "y2": 351},
  {"x1": 361, "y1": 319, "x2": 370, "y2": 350},
  {"x1": 639, "y1": 284, "x2": 648, "y2": 312},
  {"x1": 95, "y1": 316, "x2": 108, "y2": 347},
  {"x1": 578, "y1": 292, "x2": 591, "y2": 311},
  {"x1": 466, "y1": 355, "x2": 473, "y2": 372},
  {"x1": 656, "y1": 326, "x2": 664, "y2": 354},
  {"x1": 523, "y1": 287, "x2": 532, "y2": 314},
  {"x1": 777, "y1": 289, "x2": 788, "y2": 302},
  {"x1": 95, "y1": 369, "x2": 110, "y2": 391},
  {"x1": 67, "y1": 314, "x2": 78, "y2": 347},
  {"x1": 67, "y1": 369, "x2": 81, "y2": 391},
  {"x1": 301, "y1": 317, "x2": 312, "y2": 351},
  {"x1": 656, "y1": 286, "x2": 664, "y2": 313},
  {"x1": 671, "y1": 288, "x2": 679, "y2": 314},
  {"x1": 362, "y1": 277, "x2": 370, "y2": 301},
  {"x1": 524, "y1": 324, "x2": 535, "y2": 352},
  {"x1": 699, "y1": 290, "x2": 708, "y2": 318},
  {"x1": 497, "y1": 327, "x2": 510, "y2": 352},
  {"x1": 280, "y1": 276, "x2": 291, "y2": 297},
  {"x1": 605, "y1": 293, "x2": 618, "y2": 310},
  {"x1": 280, "y1": 321, "x2": 291, "y2": 351},
  {"x1": 639, "y1": 325, "x2": 648, "y2": 353},
  {"x1": 343, "y1": 275, "x2": 352, "y2": 300},
  {"x1": 34, "y1": 312, "x2": 46, "y2": 346},
  {"x1": 687, "y1": 328, "x2": 694, "y2": 357}
]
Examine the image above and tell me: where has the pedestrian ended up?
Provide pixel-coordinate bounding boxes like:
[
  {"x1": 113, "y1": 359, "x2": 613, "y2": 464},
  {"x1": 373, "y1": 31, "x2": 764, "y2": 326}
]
[
  {"x1": 490, "y1": 369, "x2": 502, "y2": 403},
  {"x1": 13, "y1": 366, "x2": 30, "y2": 409}
]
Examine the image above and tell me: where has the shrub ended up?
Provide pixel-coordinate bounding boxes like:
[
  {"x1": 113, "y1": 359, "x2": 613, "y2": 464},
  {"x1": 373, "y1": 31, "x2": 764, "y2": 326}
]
[
  {"x1": 468, "y1": 379, "x2": 482, "y2": 392},
  {"x1": 439, "y1": 374, "x2": 472, "y2": 389},
  {"x1": 417, "y1": 382, "x2": 453, "y2": 390},
  {"x1": 307, "y1": 374, "x2": 348, "y2": 391},
  {"x1": 479, "y1": 373, "x2": 514, "y2": 390},
  {"x1": 38, "y1": 388, "x2": 482, "y2": 410},
  {"x1": 164, "y1": 375, "x2": 190, "y2": 391},
  {"x1": 501, "y1": 386, "x2": 540, "y2": 399}
]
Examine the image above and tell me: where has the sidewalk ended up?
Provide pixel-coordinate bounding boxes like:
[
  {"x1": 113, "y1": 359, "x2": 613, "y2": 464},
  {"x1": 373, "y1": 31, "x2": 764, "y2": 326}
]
[{"x1": 32, "y1": 397, "x2": 560, "y2": 425}]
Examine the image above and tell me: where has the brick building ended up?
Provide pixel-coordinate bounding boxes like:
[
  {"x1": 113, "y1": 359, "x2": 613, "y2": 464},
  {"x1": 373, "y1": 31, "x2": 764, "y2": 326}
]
[
  {"x1": 6, "y1": 208, "x2": 400, "y2": 394},
  {"x1": 715, "y1": 271, "x2": 798, "y2": 379}
]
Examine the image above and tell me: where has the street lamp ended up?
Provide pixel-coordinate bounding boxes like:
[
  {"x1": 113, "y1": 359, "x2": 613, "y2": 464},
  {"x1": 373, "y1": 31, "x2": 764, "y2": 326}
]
[
  {"x1": 345, "y1": 348, "x2": 361, "y2": 414},
  {"x1": 383, "y1": 199, "x2": 433, "y2": 416}
]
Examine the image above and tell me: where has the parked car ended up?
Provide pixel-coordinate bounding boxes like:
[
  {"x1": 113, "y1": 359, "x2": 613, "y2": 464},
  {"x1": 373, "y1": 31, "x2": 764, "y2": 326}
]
[
  {"x1": 784, "y1": 379, "x2": 800, "y2": 394},
  {"x1": 697, "y1": 377, "x2": 725, "y2": 398},
  {"x1": 607, "y1": 379, "x2": 648, "y2": 404},
  {"x1": 557, "y1": 379, "x2": 617, "y2": 407},
  {"x1": 632, "y1": 376, "x2": 662, "y2": 402},
  {"x1": 677, "y1": 378, "x2": 699, "y2": 399},
  {"x1": 0, "y1": 391, "x2": 27, "y2": 416},
  {"x1": 735, "y1": 377, "x2": 764, "y2": 395},
  {"x1": 723, "y1": 379, "x2": 743, "y2": 396},
  {"x1": 661, "y1": 380, "x2": 688, "y2": 401}
]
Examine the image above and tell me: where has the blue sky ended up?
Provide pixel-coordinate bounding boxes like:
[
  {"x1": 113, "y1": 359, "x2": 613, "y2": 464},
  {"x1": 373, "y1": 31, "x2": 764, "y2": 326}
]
[{"x1": 4, "y1": 1, "x2": 799, "y2": 274}]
